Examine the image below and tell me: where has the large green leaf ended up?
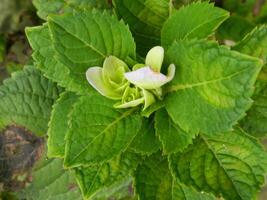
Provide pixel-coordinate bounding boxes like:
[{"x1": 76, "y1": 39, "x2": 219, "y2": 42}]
[
  {"x1": 161, "y1": 2, "x2": 229, "y2": 47},
  {"x1": 134, "y1": 153, "x2": 216, "y2": 200},
  {"x1": 113, "y1": 0, "x2": 169, "y2": 55},
  {"x1": 18, "y1": 158, "x2": 82, "y2": 200},
  {"x1": 165, "y1": 40, "x2": 262, "y2": 135},
  {"x1": 75, "y1": 151, "x2": 141, "y2": 199},
  {"x1": 169, "y1": 128, "x2": 267, "y2": 200},
  {"x1": 48, "y1": 91, "x2": 79, "y2": 158},
  {"x1": 26, "y1": 10, "x2": 135, "y2": 94},
  {"x1": 0, "y1": 66, "x2": 63, "y2": 135},
  {"x1": 48, "y1": 10, "x2": 135, "y2": 72},
  {"x1": 64, "y1": 94, "x2": 142, "y2": 167},
  {"x1": 129, "y1": 117, "x2": 161, "y2": 155},
  {"x1": 155, "y1": 109, "x2": 196, "y2": 154},
  {"x1": 233, "y1": 25, "x2": 267, "y2": 62},
  {"x1": 26, "y1": 24, "x2": 90, "y2": 94}
]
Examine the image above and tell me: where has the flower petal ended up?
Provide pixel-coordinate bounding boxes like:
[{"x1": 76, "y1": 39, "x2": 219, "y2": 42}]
[
  {"x1": 145, "y1": 46, "x2": 164, "y2": 72},
  {"x1": 114, "y1": 98, "x2": 144, "y2": 108},
  {"x1": 142, "y1": 89, "x2": 156, "y2": 110},
  {"x1": 124, "y1": 66, "x2": 174, "y2": 89},
  {"x1": 102, "y1": 56, "x2": 129, "y2": 85},
  {"x1": 86, "y1": 67, "x2": 121, "y2": 100}
]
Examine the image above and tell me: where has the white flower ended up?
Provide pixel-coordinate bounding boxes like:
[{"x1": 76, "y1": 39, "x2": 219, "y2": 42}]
[{"x1": 124, "y1": 46, "x2": 175, "y2": 89}]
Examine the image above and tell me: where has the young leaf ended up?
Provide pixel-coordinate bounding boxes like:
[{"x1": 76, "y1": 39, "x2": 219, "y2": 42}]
[
  {"x1": 165, "y1": 40, "x2": 262, "y2": 135},
  {"x1": 64, "y1": 94, "x2": 142, "y2": 167},
  {"x1": 134, "y1": 153, "x2": 216, "y2": 200},
  {"x1": 161, "y1": 2, "x2": 229, "y2": 47},
  {"x1": 233, "y1": 25, "x2": 267, "y2": 62},
  {"x1": 48, "y1": 91, "x2": 79, "y2": 158},
  {"x1": 26, "y1": 24, "x2": 91, "y2": 94},
  {"x1": 75, "y1": 151, "x2": 141, "y2": 199},
  {"x1": 169, "y1": 128, "x2": 267, "y2": 200},
  {"x1": 0, "y1": 66, "x2": 63, "y2": 135},
  {"x1": 18, "y1": 158, "x2": 82, "y2": 200},
  {"x1": 155, "y1": 109, "x2": 196, "y2": 154},
  {"x1": 113, "y1": 0, "x2": 169, "y2": 55},
  {"x1": 48, "y1": 9, "x2": 136, "y2": 72},
  {"x1": 129, "y1": 118, "x2": 161, "y2": 155}
]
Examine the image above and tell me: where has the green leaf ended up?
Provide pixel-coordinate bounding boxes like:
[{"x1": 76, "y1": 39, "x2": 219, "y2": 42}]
[
  {"x1": 26, "y1": 9, "x2": 135, "y2": 95},
  {"x1": 222, "y1": 0, "x2": 256, "y2": 17},
  {"x1": 161, "y1": 2, "x2": 229, "y2": 47},
  {"x1": 48, "y1": 9, "x2": 135, "y2": 72},
  {"x1": 26, "y1": 24, "x2": 91, "y2": 94},
  {"x1": 0, "y1": 66, "x2": 63, "y2": 135},
  {"x1": 75, "y1": 151, "x2": 141, "y2": 199},
  {"x1": 91, "y1": 177, "x2": 134, "y2": 200},
  {"x1": 155, "y1": 109, "x2": 196, "y2": 154},
  {"x1": 48, "y1": 91, "x2": 79, "y2": 158},
  {"x1": 64, "y1": 94, "x2": 142, "y2": 167},
  {"x1": 18, "y1": 158, "x2": 82, "y2": 200},
  {"x1": 32, "y1": 0, "x2": 65, "y2": 20},
  {"x1": 169, "y1": 128, "x2": 267, "y2": 200},
  {"x1": 134, "y1": 153, "x2": 216, "y2": 200},
  {"x1": 165, "y1": 40, "x2": 262, "y2": 135},
  {"x1": 233, "y1": 25, "x2": 267, "y2": 62},
  {"x1": 129, "y1": 117, "x2": 161, "y2": 155},
  {"x1": 32, "y1": 0, "x2": 112, "y2": 20},
  {"x1": 240, "y1": 83, "x2": 267, "y2": 137},
  {"x1": 216, "y1": 15, "x2": 254, "y2": 43},
  {"x1": 113, "y1": 0, "x2": 170, "y2": 55}
]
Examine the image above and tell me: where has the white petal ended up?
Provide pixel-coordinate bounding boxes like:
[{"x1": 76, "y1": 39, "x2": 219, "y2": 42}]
[
  {"x1": 86, "y1": 67, "x2": 121, "y2": 100},
  {"x1": 124, "y1": 66, "x2": 173, "y2": 89},
  {"x1": 145, "y1": 46, "x2": 164, "y2": 72}
]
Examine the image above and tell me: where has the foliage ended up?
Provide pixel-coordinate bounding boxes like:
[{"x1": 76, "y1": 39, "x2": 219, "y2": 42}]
[{"x1": 1, "y1": 0, "x2": 267, "y2": 199}]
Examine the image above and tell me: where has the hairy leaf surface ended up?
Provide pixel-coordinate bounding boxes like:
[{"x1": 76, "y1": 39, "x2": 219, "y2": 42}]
[
  {"x1": 64, "y1": 95, "x2": 142, "y2": 167},
  {"x1": 48, "y1": 91, "x2": 79, "y2": 158},
  {"x1": 165, "y1": 40, "x2": 262, "y2": 135},
  {"x1": 0, "y1": 66, "x2": 62, "y2": 135},
  {"x1": 169, "y1": 129, "x2": 267, "y2": 200},
  {"x1": 161, "y1": 2, "x2": 229, "y2": 47}
]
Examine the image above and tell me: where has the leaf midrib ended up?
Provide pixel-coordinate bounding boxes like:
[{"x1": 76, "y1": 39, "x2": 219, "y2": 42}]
[
  {"x1": 200, "y1": 135, "x2": 244, "y2": 200},
  {"x1": 49, "y1": 18, "x2": 106, "y2": 59},
  {"x1": 166, "y1": 66, "x2": 254, "y2": 93}
]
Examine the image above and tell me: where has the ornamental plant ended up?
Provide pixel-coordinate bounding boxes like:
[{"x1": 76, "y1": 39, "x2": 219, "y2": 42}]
[{"x1": 1, "y1": 0, "x2": 267, "y2": 200}]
